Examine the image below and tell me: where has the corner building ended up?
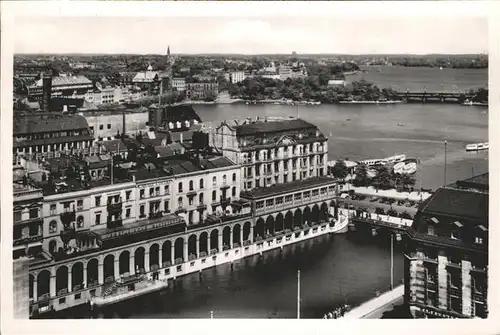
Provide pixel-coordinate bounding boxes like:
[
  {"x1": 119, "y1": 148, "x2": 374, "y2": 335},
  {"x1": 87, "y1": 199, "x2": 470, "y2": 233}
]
[
  {"x1": 207, "y1": 117, "x2": 328, "y2": 191},
  {"x1": 404, "y1": 173, "x2": 488, "y2": 318}
]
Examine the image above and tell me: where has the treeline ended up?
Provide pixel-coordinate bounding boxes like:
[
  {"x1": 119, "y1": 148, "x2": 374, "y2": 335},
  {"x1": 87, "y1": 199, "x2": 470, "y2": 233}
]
[
  {"x1": 228, "y1": 77, "x2": 399, "y2": 103},
  {"x1": 380, "y1": 56, "x2": 488, "y2": 69}
]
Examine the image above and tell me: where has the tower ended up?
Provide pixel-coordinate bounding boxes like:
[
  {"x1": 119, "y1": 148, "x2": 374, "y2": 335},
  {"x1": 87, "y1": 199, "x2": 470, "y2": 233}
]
[{"x1": 167, "y1": 45, "x2": 170, "y2": 57}]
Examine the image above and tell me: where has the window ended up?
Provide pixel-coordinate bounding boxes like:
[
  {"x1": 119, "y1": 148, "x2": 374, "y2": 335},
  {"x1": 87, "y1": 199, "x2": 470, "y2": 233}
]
[
  {"x1": 164, "y1": 200, "x2": 169, "y2": 212},
  {"x1": 140, "y1": 205, "x2": 145, "y2": 216},
  {"x1": 474, "y1": 236, "x2": 484, "y2": 244},
  {"x1": 232, "y1": 173, "x2": 236, "y2": 182},
  {"x1": 232, "y1": 187, "x2": 236, "y2": 197},
  {"x1": 126, "y1": 191, "x2": 131, "y2": 201},
  {"x1": 212, "y1": 190, "x2": 216, "y2": 201},
  {"x1": 50, "y1": 204, "x2": 57, "y2": 215},
  {"x1": 76, "y1": 216, "x2": 84, "y2": 228},
  {"x1": 189, "y1": 197, "x2": 194, "y2": 206},
  {"x1": 451, "y1": 229, "x2": 460, "y2": 240},
  {"x1": 164, "y1": 185, "x2": 170, "y2": 195},
  {"x1": 77, "y1": 200, "x2": 83, "y2": 210},
  {"x1": 178, "y1": 197, "x2": 183, "y2": 208},
  {"x1": 29, "y1": 208, "x2": 38, "y2": 219},
  {"x1": 178, "y1": 182, "x2": 183, "y2": 193},
  {"x1": 212, "y1": 177, "x2": 217, "y2": 187},
  {"x1": 199, "y1": 193, "x2": 204, "y2": 204},
  {"x1": 155, "y1": 187, "x2": 160, "y2": 196},
  {"x1": 266, "y1": 199, "x2": 274, "y2": 207},
  {"x1": 189, "y1": 180, "x2": 194, "y2": 191},
  {"x1": 427, "y1": 225, "x2": 435, "y2": 236},
  {"x1": 223, "y1": 175, "x2": 227, "y2": 184},
  {"x1": 199, "y1": 179, "x2": 204, "y2": 189},
  {"x1": 99, "y1": 124, "x2": 104, "y2": 130},
  {"x1": 107, "y1": 124, "x2": 111, "y2": 129},
  {"x1": 49, "y1": 240, "x2": 57, "y2": 254},
  {"x1": 95, "y1": 214, "x2": 101, "y2": 225},
  {"x1": 49, "y1": 220, "x2": 57, "y2": 233},
  {"x1": 95, "y1": 196, "x2": 101, "y2": 207},
  {"x1": 426, "y1": 266, "x2": 436, "y2": 283},
  {"x1": 149, "y1": 188, "x2": 154, "y2": 197},
  {"x1": 188, "y1": 211, "x2": 193, "y2": 224},
  {"x1": 126, "y1": 208, "x2": 131, "y2": 218},
  {"x1": 448, "y1": 271, "x2": 461, "y2": 289},
  {"x1": 140, "y1": 189, "x2": 145, "y2": 199}
]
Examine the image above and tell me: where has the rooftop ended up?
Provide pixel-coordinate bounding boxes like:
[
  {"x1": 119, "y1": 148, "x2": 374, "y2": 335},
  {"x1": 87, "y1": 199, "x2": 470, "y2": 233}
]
[
  {"x1": 235, "y1": 118, "x2": 318, "y2": 137},
  {"x1": 33, "y1": 75, "x2": 92, "y2": 87},
  {"x1": 14, "y1": 113, "x2": 90, "y2": 135},
  {"x1": 241, "y1": 176, "x2": 337, "y2": 200},
  {"x1": 419, "y1": 187, "x2": 488, "y2": 223},
  {"x1": 454, "y1": 172, "x2": 489, "y2": 192}
]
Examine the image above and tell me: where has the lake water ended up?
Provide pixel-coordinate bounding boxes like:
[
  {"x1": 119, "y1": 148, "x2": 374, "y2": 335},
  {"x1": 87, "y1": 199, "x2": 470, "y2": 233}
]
[{"x1": 62, "y1": 67, "x2": 487, "y2": 319}]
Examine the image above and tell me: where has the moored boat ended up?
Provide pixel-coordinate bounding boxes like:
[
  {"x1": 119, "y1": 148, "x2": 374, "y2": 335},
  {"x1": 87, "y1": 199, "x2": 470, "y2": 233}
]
[{"x1": 466, "y1": 142, "x2": 489, "y2": 151}]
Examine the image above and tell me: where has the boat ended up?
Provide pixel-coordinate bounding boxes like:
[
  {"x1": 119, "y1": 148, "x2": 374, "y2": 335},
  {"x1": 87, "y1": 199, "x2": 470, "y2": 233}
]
[
  {"x1": 466, "y1": 142, "x2": 489, "y2": 152},
  {"x1": 384, "y1": 154, "x2": 406, "y2": 164},
  {"x1": 392, "y1": 162, "x2": 405, "y2": 174},
  {"x1": 402, "y1": 162, "x2": 417, "y2": 175},
  {"x1": 359, "y1": 154, "x2": 405, "y2": 167}
]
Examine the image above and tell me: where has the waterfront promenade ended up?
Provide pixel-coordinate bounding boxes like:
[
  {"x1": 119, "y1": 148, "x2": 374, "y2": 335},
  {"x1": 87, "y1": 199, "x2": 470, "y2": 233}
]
[
  {"x1": 342, "y1": 285, "x2": 405, "y2": 319},
  {"x1": 339, "y1": 183, "x2": 433, "y2": 202}
]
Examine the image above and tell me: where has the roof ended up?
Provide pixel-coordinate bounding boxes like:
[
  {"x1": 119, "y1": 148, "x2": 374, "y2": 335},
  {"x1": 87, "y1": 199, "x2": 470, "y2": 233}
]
[
  {"x1": 235, "y1": 118, "x2": 317, "y2": 137},
  {"x1": 419, "y1": 187, "x2": 488, "y2": 223},
  {"x1": 454, "y1": 173, "x2": 489, "y2": 192},
  {"x1": 34, "y1": 75, "x2": 92, "y2": 87},
  {"x1": 98, "y1": 140, "x2": 129, "y2": 153},
  {"x1": 133, "y1": 71, "x2": 159, "y2": 83},
  {"x1": 14, "y1": 114, "x2": 90, "y2": 135},
  {"x1": 241, "y1": 176, "x2": 337, "y2": 200}
]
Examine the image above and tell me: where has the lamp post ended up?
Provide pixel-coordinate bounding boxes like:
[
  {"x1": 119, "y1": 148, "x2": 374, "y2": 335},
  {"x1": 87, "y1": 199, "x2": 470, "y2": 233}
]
[
  {"x1": 390, "y1": 233, "x2": 402, "y2": 291},
  {"x1": 444, "y1": 140, "x2": 448, "y2": 186}
]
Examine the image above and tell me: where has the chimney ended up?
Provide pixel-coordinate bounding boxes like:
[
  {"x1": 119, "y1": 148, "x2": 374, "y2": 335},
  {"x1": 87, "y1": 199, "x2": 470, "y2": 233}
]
[
  {"x1": 180, "y1": 132, "x2": 183, "y2": 143},
  {"x1": 42, "y1": 73, "x2": 52, "y2": 112},
  {"x1": 63, "y1": 105, "x2": 68, "y2": 113}
]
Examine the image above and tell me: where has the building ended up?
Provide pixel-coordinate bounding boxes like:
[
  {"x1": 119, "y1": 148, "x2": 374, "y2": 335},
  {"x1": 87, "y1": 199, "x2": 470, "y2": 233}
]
[
  {"x1": 171, "y1": 78, "x2": 186, "y2": 92},
  {"x1": 27, "y1": 76, "x2": 93, "y2": 102},
  {"x1": 278, "y1": 66, "x2": 293, "y2": 80},
  {"x1": 206, "y1": 117, "x2": 329, "y2": 191},
  {"x1": 13, "y1": 113, "x2": 95, "y2": 164},
  {"x1": 404, "y1": 173, "x2": 488, "y2": 318},
  {"x1": 328, "y1": 80, "x2": 346, "y2": 87},
  {"x1": 82, "y1": 108, "x2": 149, "y2": 140},
  {"x1": 148, "y1": 105, "x2": 202, "y2": 132},
  {"x1": 13, "y1": 171, "x2": 44, "y2": 259},
  {"x1": 225, "y1": 71, "x2": 246, "y2": 84},
  {"x1": 185, "y1": 82, "x2": 218, "y2": 101},
  {"x1": 132, "y1": 65, "x2": 160, "y2": 95}
]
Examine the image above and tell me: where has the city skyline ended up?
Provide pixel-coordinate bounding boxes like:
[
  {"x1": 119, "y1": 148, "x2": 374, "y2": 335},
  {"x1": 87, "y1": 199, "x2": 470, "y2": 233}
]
[{"x1": 14, "y1": 16, "x2": 488, "y2": 55}]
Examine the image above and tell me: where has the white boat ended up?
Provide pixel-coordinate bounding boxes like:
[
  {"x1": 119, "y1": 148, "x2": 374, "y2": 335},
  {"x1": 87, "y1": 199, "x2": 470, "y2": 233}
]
[
  {"x1": 402, "y1": 162, "x2": 417, "y2": 175},
  {"x1": 466, "y1": 142, "x2": 489, "y2": 151},
  {"x1": 360, "y1": 154, "x2": 406, "y2": 167},
  {"x1": 393, "y1": 162, "x2": 405, "y2": 173},
  {"x1": 384, "y1": 154, "x2": 406, "y2": 164}
]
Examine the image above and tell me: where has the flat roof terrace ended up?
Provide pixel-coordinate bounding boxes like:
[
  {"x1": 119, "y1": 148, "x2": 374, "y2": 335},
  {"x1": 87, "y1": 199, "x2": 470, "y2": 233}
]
[{"x1": 241, "y1": 176, "x2": 337, "y2": 200}]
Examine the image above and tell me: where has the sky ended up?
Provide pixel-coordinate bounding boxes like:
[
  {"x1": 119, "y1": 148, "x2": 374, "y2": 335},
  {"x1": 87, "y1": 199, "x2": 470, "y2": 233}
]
[{"x1": 14, "y1": 16, "x2": 488, "y2": 55}]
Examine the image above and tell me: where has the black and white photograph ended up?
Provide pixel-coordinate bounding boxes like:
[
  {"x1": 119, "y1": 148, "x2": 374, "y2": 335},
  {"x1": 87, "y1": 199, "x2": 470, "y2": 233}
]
[{"x1": 0, "y1": 1, "x2": 497, "y2": 334}]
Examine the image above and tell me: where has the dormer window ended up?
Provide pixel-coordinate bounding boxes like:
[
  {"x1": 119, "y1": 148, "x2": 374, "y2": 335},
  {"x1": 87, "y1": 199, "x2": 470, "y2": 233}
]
[
  {"x1": 451, "y1": 229, "x2": 460, "y2": 240},
  {"x1": 427, "y1": 225, "x2": 436, "y2": 236},
  {"x1": 474, "y1": 236, "x2": 484, "y2": 244},
  {"x1": 430, "y1": 217, "x2": 439, "y2": 224},
  {"x1": 453, "y1": 221, "x2": 463, "y2": 228}
]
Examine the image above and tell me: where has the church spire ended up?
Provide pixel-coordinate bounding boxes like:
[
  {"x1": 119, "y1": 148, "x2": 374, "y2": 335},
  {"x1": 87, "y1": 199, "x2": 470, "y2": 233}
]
[{"x1": 167, "y1": 45, "x2": 170, "y2": 56}]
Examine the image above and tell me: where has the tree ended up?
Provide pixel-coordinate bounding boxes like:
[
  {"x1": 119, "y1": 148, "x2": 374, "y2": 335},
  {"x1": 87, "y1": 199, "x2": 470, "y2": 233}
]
[
  {"x1": 331, "y1": 160, "x2": 349, "y2": 181},
  {"x1": 374, "y1": 166, "x2": 392, "y2": 190},
  {"x1": 353, "y1": 164, "x2": 369, "y2": 187}
]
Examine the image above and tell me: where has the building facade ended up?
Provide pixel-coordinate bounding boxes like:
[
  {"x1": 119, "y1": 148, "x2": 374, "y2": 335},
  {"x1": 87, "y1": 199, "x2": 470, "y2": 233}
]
[
  {"x1": 225, "y1": 71, "x2": 246, "y2": 84},
  {"x1": 28, "y1": 76, "x2": 94, "y2": 101},
  {"x1": 206, "y1": 117, "x2": 329, "y2": 191},
  {"x1": 404, "y1": 173, "x2": 488, "y2": 319},
  {"x1": 185, "y1": 82, "x2": 218, "y2": 100},
  {"x1": 171, "y1": 78, "x2": 186, "y2": 92},
  {"x1": 13, "y1": 113, "x2": 95, "y2": 164}
]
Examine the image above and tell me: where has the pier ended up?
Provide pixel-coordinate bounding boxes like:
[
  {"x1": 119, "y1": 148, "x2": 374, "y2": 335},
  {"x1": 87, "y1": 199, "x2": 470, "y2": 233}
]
[
  {"x1": 394, "y1": 91, "x2": 476, "y2": 103},
  {"x1": 342, "y1": 285, "x2": 405, "y2": 319}
]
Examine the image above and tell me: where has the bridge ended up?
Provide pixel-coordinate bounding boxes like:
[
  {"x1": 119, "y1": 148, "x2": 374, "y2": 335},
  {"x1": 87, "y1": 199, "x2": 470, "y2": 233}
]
[
  {"x1": 342, "y1": 285, "x2": 405, "y2": 319},
  {"x1": 394, "y1": 91, "x2": 475, "y2": 103},
  {"x1": 340, "y1": 209, "x2": 412, "y2": 234}
]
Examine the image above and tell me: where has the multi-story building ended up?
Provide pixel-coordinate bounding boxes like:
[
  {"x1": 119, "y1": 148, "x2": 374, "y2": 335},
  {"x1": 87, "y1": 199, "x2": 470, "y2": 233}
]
[
  {"x1": 404, "y1": 173, "x2": 488, "y2": 318},
  {"x1": 225, "y1": 71, "x2": 246, "y2": 84},
  {"x1": 27, "y1": 76, "x2": 93, "y2": 102},
  {"x1": 13, "y1": 175, "x2": 44, "y2": 260},
  {"x1": 185, "y1": 82, "x2": 218, "y2": 101},
  {"x1": 206, "y1": 117, "x2": 329, "y2": 191},
  {"x1": 13, "y1": 113, "x2": 95, "y2": 164},
  {"x1": 171, "y1": 78, "x2": 186, "y2": 92},
  {"x1": 132, "y1": 65, "x2": 160, "y2": 95},
  {"x1": 278, "y1": 66, "x2": 293, "y2": 80}
]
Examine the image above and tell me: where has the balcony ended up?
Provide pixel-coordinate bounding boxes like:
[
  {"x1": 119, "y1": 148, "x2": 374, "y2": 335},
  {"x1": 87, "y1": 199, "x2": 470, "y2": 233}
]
[
  {"x1": 175, "y1": 206, "x2": 187, "y2": 214},
  {"x1": 197, "y1": 202, "x2": 207, "y2": 210},
  {"x1": 13, "y1": 234, "x2": 43, "y2": 247}
]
